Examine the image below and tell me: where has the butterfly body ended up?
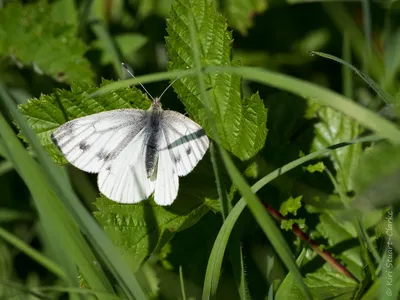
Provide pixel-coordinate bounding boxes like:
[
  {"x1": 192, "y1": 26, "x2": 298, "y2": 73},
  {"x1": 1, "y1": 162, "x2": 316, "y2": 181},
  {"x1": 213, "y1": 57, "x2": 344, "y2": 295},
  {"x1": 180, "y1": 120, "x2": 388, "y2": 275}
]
[
  {"x1": 145, "y1": 99, "x2": 162, "y2": 177},
  {"x1": 51, "y1": 97, "x2": 209, "y2": 206}
]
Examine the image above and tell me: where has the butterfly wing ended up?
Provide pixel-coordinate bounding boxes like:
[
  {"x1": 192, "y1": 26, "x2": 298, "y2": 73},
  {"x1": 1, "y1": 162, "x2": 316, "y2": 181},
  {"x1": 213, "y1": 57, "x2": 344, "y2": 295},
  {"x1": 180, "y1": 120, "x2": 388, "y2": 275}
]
[
  {"x1": 154, "y1": 131, "x2": 179, "y2": 205},
  {"x1": 97, "y1": 127, "x2": 156, "y2": 204},
  {"x1": 160, "y1": 111, "x2": 210, "y2": 176},
  {"x1": 51, "y1": 109, "x2": 147, "y2": 173},
  {"x1": 153, "y1": 111, "x2": 209, "y2": 205}
]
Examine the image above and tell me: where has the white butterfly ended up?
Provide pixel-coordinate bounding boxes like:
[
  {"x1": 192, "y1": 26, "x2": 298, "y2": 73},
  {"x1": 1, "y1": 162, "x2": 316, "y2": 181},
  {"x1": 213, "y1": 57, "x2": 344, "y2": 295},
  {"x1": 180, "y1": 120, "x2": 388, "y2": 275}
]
[{"x1": 51, "y1": 71, "x2": 209, "y2": 206}]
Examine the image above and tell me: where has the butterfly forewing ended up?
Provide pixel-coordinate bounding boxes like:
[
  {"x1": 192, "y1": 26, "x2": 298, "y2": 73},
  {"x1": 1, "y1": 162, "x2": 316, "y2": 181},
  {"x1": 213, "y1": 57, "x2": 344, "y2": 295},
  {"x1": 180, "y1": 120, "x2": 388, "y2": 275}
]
[
  {"x1": 51, "y1": 109, "x2": 147, "y2": 173},
  {"x1": 160, "y1": 110, "x2": 210, "y2": 176}
]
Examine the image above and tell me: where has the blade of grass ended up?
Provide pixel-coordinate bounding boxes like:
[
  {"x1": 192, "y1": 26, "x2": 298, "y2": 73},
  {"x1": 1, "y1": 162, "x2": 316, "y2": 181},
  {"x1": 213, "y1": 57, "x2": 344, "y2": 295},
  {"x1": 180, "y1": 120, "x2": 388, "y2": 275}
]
[
  {"x1": 210, "y1": 143, "x2": 249, "y2": 299},
  {"x1": 321, "y1": 3, "x2": 384, "y2": 84},
  {"x1": 311, "y1": 51, "x2": 394, "y2": 105},
  {"x1": 91, "y1": 20, "x2": 123, "y2": 79},
  {"x1": 361, "y1": 0, "x2": 372, "y2": 73},
  {"x1": 87, "y1": 65, "x2": 400, "y2": 145},
  {"x1": 218, "y1": 147, "x2": 313, "y2": 299},
  {"x1": 179, "y1": 266, "x2": 187, "y2": 300},
  {"x1": 0, "y1": 227, "x2": 65, "y2": 279},
  {"x1": 0, "y1": 115, "x2": 93, "y2": 299},
  {"x1": 205, "y1": 65, "x2": 400, "y2": 145},
  {"x1": 0, "y1": 112, "x2": 112, "y2": 299},
  {"x1": 87, "y1": 69, "x2": 198, "y2": 98},
  {"x1": 0, "y1": 85, "x2": 147, "y2": 299},
  {"x1": 203, "y1": 135, "x2": 381, "y2": 299},
  {"x1": 342, "y1": 32, "x2": 353, "y2": 99},
  {"x1": 0, "y1": 209, "x2": 32, "y2": 223},
  {"x1": 0, "y1": 160, "x2": 13, "y2": 175},
  {"x1": 185, "y1": 10, "x2": 256, "y2": 299}
]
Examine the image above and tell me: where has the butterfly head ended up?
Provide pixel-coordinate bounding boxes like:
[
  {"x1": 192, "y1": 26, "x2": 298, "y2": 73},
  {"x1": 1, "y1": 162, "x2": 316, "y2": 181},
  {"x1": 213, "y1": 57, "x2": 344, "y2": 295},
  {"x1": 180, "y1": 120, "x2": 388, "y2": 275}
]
[{"x1": 150, "y1": 97, "x2": 163, "y2": 112}]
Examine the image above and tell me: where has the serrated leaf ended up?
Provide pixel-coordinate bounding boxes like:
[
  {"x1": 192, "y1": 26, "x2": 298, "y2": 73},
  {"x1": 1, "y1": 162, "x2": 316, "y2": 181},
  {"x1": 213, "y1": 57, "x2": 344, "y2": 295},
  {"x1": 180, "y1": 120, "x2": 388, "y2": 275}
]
[
  {"x1": 314, "y1": 209, "x2": 383, "y2": 279},
  {"x1": 166, "y1": 0, "x2": 267, "y2": 160},
  {"x1": 304, "y1": 162, "x2": 326, "y2": 173},
  {"x1": 222, "y1": 0, "x2": 267, "y2": 35},
  {"x1": 305, "y1": 267, "x2": 358, "y2": 300},
  {"x1": 307, "y1": 102, "x2": 362, "y2": 192},
  {"x1": 93, "y1": 195, "x2": 212, "y2": 272},
  {"x1": 18, "y1": 80, "x2": 150, "y2": 163},
  {"x1": 0, "y1": 2, "x2": 93, "y2": 83},
  {"x1": 281, "y1": 219, "x2": 305, "y2": 231},
  {"x1": 277, "y1": 255, "x2": 358, "y2": 300},
  {"x1": 280, "y1": 196, "x2": 302, "y2": 216}
]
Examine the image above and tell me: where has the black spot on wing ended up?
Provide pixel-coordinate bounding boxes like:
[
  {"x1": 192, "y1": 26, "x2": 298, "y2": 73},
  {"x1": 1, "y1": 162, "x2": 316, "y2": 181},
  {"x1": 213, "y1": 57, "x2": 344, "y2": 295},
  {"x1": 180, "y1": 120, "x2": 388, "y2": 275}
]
[
  {"x1": 50, "y1": 133, "x2": 60, "y2": 150},
  {"x1": 96, "y1": 150, "x2": 112, "y2": 162},
  {"x1": 174, "y1": 155, "x2": 181, "y2": 163},
  {"x1": 79, "y1": 142, "x2": 90, "y2": 150},
  {"x1": 186, "y1": 148, "x2": 191, "y2": 155}
]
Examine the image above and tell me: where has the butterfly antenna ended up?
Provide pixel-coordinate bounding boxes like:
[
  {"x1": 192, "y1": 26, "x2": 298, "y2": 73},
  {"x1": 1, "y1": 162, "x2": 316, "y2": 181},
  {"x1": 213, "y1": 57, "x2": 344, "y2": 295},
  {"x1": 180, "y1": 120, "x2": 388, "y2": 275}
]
[
  {"x1": 159, "y1": 77, "x2": 180, "y2": 100},
  {"x1": 122, "y1": 63, "x2": 155, "y2": 101}
]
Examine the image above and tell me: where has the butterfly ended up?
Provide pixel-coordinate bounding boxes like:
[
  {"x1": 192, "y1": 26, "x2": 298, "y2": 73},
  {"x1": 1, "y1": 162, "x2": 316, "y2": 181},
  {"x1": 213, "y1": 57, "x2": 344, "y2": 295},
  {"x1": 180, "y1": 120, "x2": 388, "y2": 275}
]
[{"x1": 51, "y1": 68, "x2": 210, "y2": 206}]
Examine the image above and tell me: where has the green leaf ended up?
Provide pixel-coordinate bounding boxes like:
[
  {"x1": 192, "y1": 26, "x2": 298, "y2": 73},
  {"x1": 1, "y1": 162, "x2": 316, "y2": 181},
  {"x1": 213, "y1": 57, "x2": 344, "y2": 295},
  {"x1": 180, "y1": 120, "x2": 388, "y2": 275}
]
[
  {"x1": 279, "y1": 195, "x2": 302, "y2": 216},
  {"x1": 307, "y1": 102, "x2": 362, "y2": 192},
  {"x1": 222, "y1": 0, "x2": 267, "y2": 35},
  {"x1": 312, "y1": 209, "x2": 383, "y2": 280},
  {"x1": 281, "y1": 218, "x2": 305, "y2": 231},
  {"x1": 93, "y1": 195, "x2": 212, "y2": 271},
  {"x1": 0, "y1": 2, "x2": 93, "y2": 84},
  {"x1": 304, "y1": 162, "x2": 326, "y2": 173},
  {"x1": 94, "y1": 33, "x2": 148, "y2": 66},
  {"x1": 202, "y1": 134, "x2": 379, "y2": 300},
  {"x1": 280, "y1": 267, "x2": 358, "y2": 300},
  {"x1": 18, "y1": 80, "x2": 150, "y2": 163},
  {"x1": 352, "y1": 143, "x2": 400, "y2": 209},
  {"x1": 166, "y1": 0, "x2": 268, "y2": 160}
]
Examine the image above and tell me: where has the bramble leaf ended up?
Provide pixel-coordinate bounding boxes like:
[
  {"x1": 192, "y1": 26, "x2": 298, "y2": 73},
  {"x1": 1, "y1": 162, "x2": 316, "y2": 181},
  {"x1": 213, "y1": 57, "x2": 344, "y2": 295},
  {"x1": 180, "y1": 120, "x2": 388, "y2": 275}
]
[
  {"x1": 166, "y1": 0, "x2": 267, "y2": 161},
  {"x1": 94, "y1": 193, "x2": 214, "y2": 271},
  {"x1": 221, "y1": 0, "x2": 267, "y2": 35},
  {"x1": 18, "y1": 80, "x2": 150, "y2": 163},
  {"x1": 0, "y1": 1, "x2": 93, "y2": 84},
  {"x1": 280, "y1": 196, "x2": 302, "y2": 216},
  {"x1": 307, "y1": 102, "x2": 362, "y2": 192},
  {"x1": 304, "y1": 162, "x2": 326, "y2": 173},
  {"x1": 352, "y1": 143, "x2": 400, "y2": 209}
]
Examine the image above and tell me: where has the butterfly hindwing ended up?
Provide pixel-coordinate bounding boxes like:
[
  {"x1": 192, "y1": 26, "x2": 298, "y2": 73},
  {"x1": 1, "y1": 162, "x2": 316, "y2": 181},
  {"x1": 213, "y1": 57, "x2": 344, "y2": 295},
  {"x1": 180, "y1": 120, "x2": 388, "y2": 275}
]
[
  {"x1": 160, "y1": 110, "x2": 210, "y2": 177},
  {"x1": 51, "y1": 109, "x2": 147, "y2": 173},
  {"x1": 154, "y1": 131, "x2": 179, "y2": 205},
  {"x1": 97, "y1": 127, "x2": 156, "y2": 204}
]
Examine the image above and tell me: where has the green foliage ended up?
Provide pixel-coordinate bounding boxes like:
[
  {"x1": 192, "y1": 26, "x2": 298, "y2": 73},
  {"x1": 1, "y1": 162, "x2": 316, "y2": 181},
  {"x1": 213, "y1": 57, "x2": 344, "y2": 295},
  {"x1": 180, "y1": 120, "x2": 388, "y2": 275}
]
[
  {"x1": 166, "y1": 0, "x2": 268, "y2": 161},
  {"x1": 2, "y1": 0, "x2": 400, "y2": 299},
  {"x1": 0, "y1": 1, "x2": 93, "y2": 84},
  {"x1": 221, "y1": 0, "x2": 267, "y2": 35},
  {"x1": 307, "y1": 102, "x2": 362, "y2": 191},
  {"x1": 94, "y1": 196, "x2": 212, "y2": 271},
  {"x1": 304, "y1": 162, "x2": 326, "y2": 173},
  {"x1": 280, "y1": 196, "x2": 302, "y2": 216},
  {"x1": 352, "y1": 143, "x2": 400, "y2": 209},
  {"x1": 94, "y1": 34, "x2": 148, "y2": 66}
]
